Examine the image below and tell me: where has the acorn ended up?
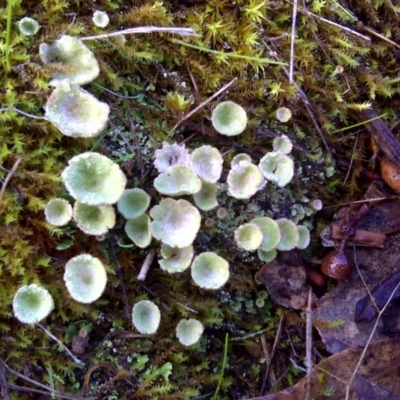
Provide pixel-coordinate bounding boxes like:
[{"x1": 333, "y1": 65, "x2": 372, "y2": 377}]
[
  {"x1": 321, "y1": 247, "x2": 354, "y2": 280},
  {"x1": 381, "y1": 158, "x2": 400, "y2": 192}
]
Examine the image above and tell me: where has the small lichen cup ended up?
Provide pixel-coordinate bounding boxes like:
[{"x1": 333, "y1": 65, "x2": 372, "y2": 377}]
[
  {"x1": 44, "y1": 198, "x2": 72, "y2": 226},
  {"x1": 44, "y1": 81, "x2": 110, "y2": 138},
  {"x1": 150, "y1": 198, "x2": 201, "y2": 248},
  {"x1": 191, "y1": 252, "x2": 229, "y2": 289},
  {"x1": 64, "y1": 254, "x2": 107, "y2": 303},
  {"x1": 92, "y1": 10, "x2": 109, "y2": 28},
  {"x1": 61, "y1": 152, "x2": 127, "y2": 205},
  {"x1": 211, "y1": 101, "x2": 248, "y2": 136},
  {"x1": 132, "y1": 300, "x2": 161, "y2": 334},
  {"x1": 13, "y1": 284, "x2": 54, "y2": 324},
  {"x1": 176, "y1": 319, "x2": 204, "y2": 346},
  {"x1": 39, "y1": 35, "x2": 100, "y2": 86},
  {"x1": 17, "y1": 17, "x2": 40, "y2": 36}
]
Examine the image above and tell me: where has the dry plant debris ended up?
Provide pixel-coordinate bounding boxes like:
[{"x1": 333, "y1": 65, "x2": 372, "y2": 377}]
[{"x1": 247, "y1": 338, "x2": 400, "y2": 400}]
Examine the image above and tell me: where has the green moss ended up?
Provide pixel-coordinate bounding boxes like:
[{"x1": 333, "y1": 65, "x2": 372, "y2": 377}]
[{"x1": 1, "y1": 0, "x2": 400, "y2": 396}]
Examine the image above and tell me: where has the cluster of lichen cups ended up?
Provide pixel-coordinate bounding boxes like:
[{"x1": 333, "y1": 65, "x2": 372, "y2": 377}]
[
  {"x1": 40, "y1": 34, "x2": 110, "y2": 138},
  {"x1": 13, "y1": 71, "x2": 313, "y2": 347}
]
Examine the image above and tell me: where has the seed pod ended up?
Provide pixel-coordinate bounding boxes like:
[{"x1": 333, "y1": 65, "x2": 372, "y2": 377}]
[
  {"x1": 321, "y1": 248, "x2": 354, "y2": 280},
  {"x1": 381, "y1": 158, "x2": 400, "y2": 192}
]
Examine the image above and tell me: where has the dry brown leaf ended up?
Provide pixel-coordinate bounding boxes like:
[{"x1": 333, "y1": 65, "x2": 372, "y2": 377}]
[
  {"x1": 256, "y1": 252, "x2": 314, "y2": 310},
  {"x1": 315, "y1": 187, "x2": 400, "y2": 353},
  {"x1": 247, "y1": 338, "x2": 400, "y2": 400}
]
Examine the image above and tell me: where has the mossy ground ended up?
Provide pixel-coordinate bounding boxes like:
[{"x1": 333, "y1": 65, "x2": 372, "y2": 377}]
[{"x1": 1, "y1": 0, "x2": 400, "y2": 398}]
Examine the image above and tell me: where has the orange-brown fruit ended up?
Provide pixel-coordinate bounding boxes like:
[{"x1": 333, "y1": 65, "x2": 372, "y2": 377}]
[{"x1": 381, "y1": 158, "x2": 400, "y2": 192}]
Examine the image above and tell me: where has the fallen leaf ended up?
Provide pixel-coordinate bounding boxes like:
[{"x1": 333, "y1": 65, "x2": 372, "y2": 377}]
[
  {"x1": 355, "y1": 270, "x2": 400, "y2": 323},
  {"x1": 355, "y1": 374, "x2": 400, "y2": 400},
  {"x1": 256, "y1": 252, "x2": 313, "y2": 310},
  {"x1": 315, "y1": 190, "x2": 400, "y2": 353},
  {"x1": 246, "y1": 338, "x2": 400, "y2": 400}
]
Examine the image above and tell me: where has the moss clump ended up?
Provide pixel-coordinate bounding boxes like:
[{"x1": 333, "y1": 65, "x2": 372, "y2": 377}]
[{"x1": 2, "y1": 0, "x2": 400, "y2": 397}]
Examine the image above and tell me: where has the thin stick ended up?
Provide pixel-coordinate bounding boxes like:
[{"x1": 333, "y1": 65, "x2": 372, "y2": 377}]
[
  {"x1": 91, "y1": 83, "x2": 142, "y2": 99},
  {"x1": 0, "y1": 107, "x2": 44, "y2": 120},
  {"x1": 137, "y1": 248, "x2": 156, "y2": 281},
  {"x1": 305, "y1": 288, "x2": 313, "y2": 400},
  {"x1": 0, "y1": 362, "x2": 11, "y2": 400},
  {"x1": 0, "y1": 157, "x2": 21, "y2": 200},
  {"x1": 307, "y1": 12, "x2": 371, "y2": 41},
  {"x1": 342, "y1": 132, "x2": 359, "y2": 186},
  {"x1": 186, "y1": 62, "x2": 205, "y2": 136},
  {"x1": 0, "y1": 359, "x2": 94, "y2": 400},
  {"x1": 36, "y1": 323, "x2": 85, "y2": 367},
  {"x1": 80, "y1": 26, "x2": 199, "y2": 41},
  {"x1": 168, "y1": 77, "x2": 237, "y2": 137},
  {"x1": 362, "y1": 26, "x2": 400, "y2": 49},
  {"x1": 261, "y1": 313, "x2": 285, "y2": 395},
  {"x1": 260, "y1": 334, "x2": 277, "y2": 386},
  {"x1": 289, "y1": 0, "x2": 299, "y2": 84},
  {"x1": 264, "y1": 38, "x2": 332, "y2": 157},
  {"x1": 323, "y1": 197, "x2": 388, "y2": 208}
]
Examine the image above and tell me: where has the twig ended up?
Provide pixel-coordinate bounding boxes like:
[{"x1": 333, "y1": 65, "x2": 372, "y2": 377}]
[
  {"x1": 0, "y1": 107, "x2": 44, "y2": 119},
  {"x1": 289, "y1": 0, "x2": 299, "y2": 84},
  {"x1": 36, "y1": 323, "x2": 85, "y2": 367},
  {"x1": 167, "y1": 297, "x2": 198, "y2": 314},
  {"x1": 323, "y1": 197, "x2": 388, "y2": 208},
  {"x1": 261, "y1": 313, "x2": 285, "y2": 395},
  {"x1": 307, "y1": 11, "x2": 371, "y2": 41},
  {"x1": 353, "y1": 249, "x2": 379, "y2": 316},
  {"x1": 305, "y1": 288, "x2": 313, "y2": 400},
  {"x1": 0, "y1": 157, "x2": 21, "y2": 200},
  {"x1": 0, "y1": 363, "x2": 11, "y2": 400},
  {"x1": 137, "y1": 248, "x2": 156, "y2": 281},
  {"x1": 361, "y1": 25, "x2": 400, "y2": 49},
  {"x1": 168, "y1": 77, "x2": 237, "y2": 137},
  {"x1": 185, "y1": 62, "x2": 205, "y2": 136},
  {"x1": 80, "y1": 26, "x2": 199, "y2": 41},
  {"x1": 111, "y1": 235, "x2": 131, "y2": 320},
  {"x1": 0, "y1": 359, "x2": 93, "y2": 400},
  {"x1": 91, "y1": 83, "x2": 142, "y2": 99},
  {"x1": 342, "y1": 132, "x2": 359, "y2": 186},
  {"x1": 260, "y1": 334, "x2": 277, "y2": 387},
  {"x1": 264, "y1": 39, "x2": 332, "y2": 157}
]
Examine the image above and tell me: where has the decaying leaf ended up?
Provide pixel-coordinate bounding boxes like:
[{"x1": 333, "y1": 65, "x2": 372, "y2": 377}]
[
  {"x1": 355, "y1": 374, "x2": 400, "y2": 400},
  {"x1": 256, "y1": 253, "x2": 314, "y2": 310},
  {"x1": 246, "y1": 338, "x2": 400, "y2": 400},
  {"x1": 315, "y1": 184, "x2": 400, "y2": 353},
  {"x1": 355, "y1": 270, "x2": 400, "y2": 323}
]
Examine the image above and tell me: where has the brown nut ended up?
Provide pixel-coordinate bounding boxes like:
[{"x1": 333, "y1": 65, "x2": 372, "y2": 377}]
[
  {"x1": 381, "y1": 158, "x2": 400, "y2": 192},
  {"x1": 321, "y1": 248, "x2": 354, "y2": 280}
]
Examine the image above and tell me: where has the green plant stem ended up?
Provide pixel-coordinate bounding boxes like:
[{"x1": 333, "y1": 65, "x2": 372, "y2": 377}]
[
  {"x1": 213, "y1": 333, "x2": 229, "y2": 400},
  {"x1": 172, "y1": 39, "x2": 287, "y2": 66},
  {"x1": 331, "y1": 113, "x2": 387, "y2": 133},
  {"x1": 5, "y1": 0, "x2": 13, "y2": 72}
]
